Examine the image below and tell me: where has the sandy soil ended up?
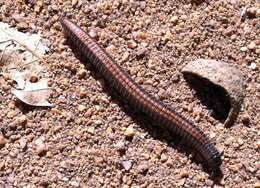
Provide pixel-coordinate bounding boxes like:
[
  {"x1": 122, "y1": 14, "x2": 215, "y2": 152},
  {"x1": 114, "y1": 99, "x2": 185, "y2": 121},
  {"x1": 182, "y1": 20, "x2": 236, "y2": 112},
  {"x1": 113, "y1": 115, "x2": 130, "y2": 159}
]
[{"x1": 0, "y1": 0, "x2": 259, "y2": 187}]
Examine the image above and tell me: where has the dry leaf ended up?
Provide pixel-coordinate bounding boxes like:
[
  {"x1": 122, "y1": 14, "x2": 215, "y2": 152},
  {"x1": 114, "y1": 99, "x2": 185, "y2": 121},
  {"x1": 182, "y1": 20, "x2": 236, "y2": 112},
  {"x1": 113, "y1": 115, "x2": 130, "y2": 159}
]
[{"x1": 12, "y1": 79, "x2": 52, "y2": 107}]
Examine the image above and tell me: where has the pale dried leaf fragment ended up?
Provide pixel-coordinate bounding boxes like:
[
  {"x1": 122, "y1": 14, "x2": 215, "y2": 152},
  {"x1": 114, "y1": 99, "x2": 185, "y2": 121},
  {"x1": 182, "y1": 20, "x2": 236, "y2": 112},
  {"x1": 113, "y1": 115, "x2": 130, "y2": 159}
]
[{"x1": 12, "y1": 79, "x2": 52, "y2": 107}]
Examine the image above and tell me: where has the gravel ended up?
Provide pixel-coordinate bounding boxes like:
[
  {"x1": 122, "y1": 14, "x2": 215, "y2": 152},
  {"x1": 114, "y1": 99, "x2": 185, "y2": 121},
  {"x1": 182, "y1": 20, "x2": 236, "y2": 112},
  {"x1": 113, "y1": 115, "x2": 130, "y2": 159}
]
[{"x1": 0, "y1": 0, "x2": 259, "y2": 187}]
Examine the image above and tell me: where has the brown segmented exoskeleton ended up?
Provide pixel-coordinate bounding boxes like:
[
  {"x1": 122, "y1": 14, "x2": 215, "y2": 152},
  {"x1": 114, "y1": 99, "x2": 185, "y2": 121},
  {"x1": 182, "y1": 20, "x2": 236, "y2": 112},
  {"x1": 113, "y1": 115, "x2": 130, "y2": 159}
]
[{"x1": 60, "y1": 17, "x2": 222, "y2": 171}]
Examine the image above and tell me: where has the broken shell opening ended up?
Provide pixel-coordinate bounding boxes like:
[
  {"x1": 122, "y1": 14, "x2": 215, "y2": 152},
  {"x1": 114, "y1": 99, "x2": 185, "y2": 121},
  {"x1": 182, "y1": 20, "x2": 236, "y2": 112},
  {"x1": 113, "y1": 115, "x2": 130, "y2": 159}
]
[
  {"x1": 183, "y1": 73, "x2": 231, "y2": 120},
  {"x1": 181, "y1": 59, "x2": 245, "y2": 126}
]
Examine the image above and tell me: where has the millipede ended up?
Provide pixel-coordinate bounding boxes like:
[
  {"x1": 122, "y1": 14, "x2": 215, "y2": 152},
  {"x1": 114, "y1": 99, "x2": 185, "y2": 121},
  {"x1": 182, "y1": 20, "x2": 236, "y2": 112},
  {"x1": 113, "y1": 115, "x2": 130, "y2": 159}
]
[{"x1": 60, "y1": 17, "x2": 222, "y2": 170}]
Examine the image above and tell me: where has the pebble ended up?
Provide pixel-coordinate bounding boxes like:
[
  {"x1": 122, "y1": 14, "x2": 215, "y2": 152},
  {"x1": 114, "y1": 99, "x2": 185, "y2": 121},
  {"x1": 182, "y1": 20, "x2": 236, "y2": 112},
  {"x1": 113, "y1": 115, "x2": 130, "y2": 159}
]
[
  {"x1": 7, "y1": 111, "x2": 16, "y2": 119},
  {"x1": 79, "y1": 88, "x2": 87, "y2": 98},
  {"x1": 241, "y1": 113, "x2": 250, "y2": 125},
  {"x1": 229, "y1": 164, "x2": 240, "y2": 172},
  {"x1": 137, "y1": 163, "x2": 149, "y2": 174},
  {"x1": 114, "y1": 140, "x2": 126, "y2": 153},
  {"x1": 29, "y1": 74, "x2": 38, "y2": 83},
  {"x1": 249, "y1": 63, "x2": 257, "y2": 70},
  {"x1": 121, "y1": 160, "x2": 133, "y2": 171},
  {"x1": 78, "y1": 105, "x2": 87, "y2": 112},
  {"x1": 248, "y1": 41, "x2": 256, "y2": 50},
  {"x1": 87, "y1": 126, "x2": 95, "y2": 134},
  {"x1": 240, "y1": 46, "x2": 248, "y2": 52},
  {"x1": 127, "y1": 40, "x2": 137, "y2": 49},
  {"x1": 158, "y1": 88, "x2": 167, "y2": 100},
  {"x1": 124, "y1": 125, "x2": 135, "y2": 138},
  {"x1": 88, "y1": 28, "x2": 98, "y2": 40},
  {"x1": 16, "y1": 115, "x2": 27, "y2": 125},
  {"x1": 160, "y1": 153, "x2": 168, "y2": 163},
  {"x1": 170, "y1": 16, "x2": 178, "y2": 25},
  {"x1": 19, "y1": 138, "x2": 27, "y2": 150},
  {"x1": 121, "y1": 52, "x2": 130, "y2": 62},
  {"x1": 17, "y1": 22, "x2": 29, "y2": 31},
  {"x1": 0, "y1": 136, "x2": 7, "y2": 148},
  {"x1": 70, "y1": 181, "x2": 79, "y2": 187},
  {"x1": 77, "y1": 69, "x2": 87, "y2": 79},
  {"x1": 36, "y1": 144, "x2": 48, "y2": 156},
  {"x1": 180, "y1": 169, "x2": 189, "y2": 178}
]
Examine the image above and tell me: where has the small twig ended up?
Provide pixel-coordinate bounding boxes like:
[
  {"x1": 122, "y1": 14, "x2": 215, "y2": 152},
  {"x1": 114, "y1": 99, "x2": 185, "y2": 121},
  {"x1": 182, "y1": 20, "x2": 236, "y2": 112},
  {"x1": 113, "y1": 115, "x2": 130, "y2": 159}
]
[
  {"x1": 0, "y1": 39, "x2": 14, "y2": 45},
  {"x1": 17, "y1": 59, "x2": 39, "y2": 69}
]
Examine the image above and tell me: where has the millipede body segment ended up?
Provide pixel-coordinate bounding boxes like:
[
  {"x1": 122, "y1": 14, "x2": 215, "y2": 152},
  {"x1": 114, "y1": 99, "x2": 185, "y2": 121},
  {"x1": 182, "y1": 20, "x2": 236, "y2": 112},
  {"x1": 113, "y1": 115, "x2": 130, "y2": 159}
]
[{"x1": 60, "y1": 18, "x2": 222, "y2": 170}]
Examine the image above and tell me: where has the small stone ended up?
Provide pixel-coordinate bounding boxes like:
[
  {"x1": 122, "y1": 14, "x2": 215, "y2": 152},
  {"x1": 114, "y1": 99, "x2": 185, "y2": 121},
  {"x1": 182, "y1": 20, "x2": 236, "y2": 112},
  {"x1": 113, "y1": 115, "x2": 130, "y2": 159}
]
[
  {"x1": 241, "y1": 113, "x2": 250, "y2": 125},
  {"x1": 248, "y1": 41, "x2": 256, "y2": 50},
  {"x1": 240, "y1": 46, "x2": 248, "y2": 52},
  {"x1": 71, "y1": 181, "x2": 79, "y2": 187},
  {"x1": 77, "y1": 69, "x2": 87, "y2": 79},
  {"x1": 229, "y1": 164, "x2": 240, "y2": 172},
  {"x1": 170, "y1": 16, "x2": 178, "y2": 25},
  {"x1": 196, "y1": 174, "x2": 206, "y2": 181},
  {"x1": 7, "y1": 111, "x2": 16, "y2": 118},
  {"x1": 47, "y1": 79, "x2": 53, "y2": 87},
  {"x1": 17, "y1": 22, "x2": 29, "y2": 31},
  {"x1": 137, "y1": 163, "x2": 149, "y2": 174},
  {"x1": 121, "y1": 52, "x2": 130, "y2": 62},
  {"x1": 88, "y1": 28, "x2": 98, "y2": 40},
  {"x1": 165, "y1": 157, "x2": 173, "y2": 167},
  {"x1": 94, "y1": 119, "x2": 102, "y2": 125},
  {"x1": 114, "y1": 140, "x2": 126, "y2": 153},
  {"x1": 87, "y1": 126, "x2": 95, "y2": 134},
  {"x1": 79, "y1": 88, "x2": 87, "y2": 98},
  {"x1": 121, "y1": 160, "x2": 132, "y2": 171},
  {"x1": 19, "y1": 138, "x2": 27, "y2": 150},
  {"x1": 249, "y1": 63, "x2": 257, "y2": 70},
  {"x1": 78, "y1": 105, "x2": 87, "y2": 112},
  {"x1": 136, "y1": 48, "x2": 148, "y2": 59},
  {"x1": 29, "y1": 74, "x2": 38, "y2": 83},
  {"x1": 225, "y1": 136, "x2": 234, "y2": 146},
  {"x1": 124, "y1": 125, "x2": 135, "y2": 138},
  {"x1": 163, "y1": 31, "x2": 173, "y2": 42},
  {"x1": 0, "y1": 136, "x2": 7, "y2": 148},
  {"x1": 158, "y1": 89, "x2": 167, "y2": 100},
  {"x1": 180, "y1": 170, "x2": 189, "y2": 178},
  {"x1": 16, "y1": 115, "x2": 27, "y2": 125},
  {"x1": 160, "y1": 153, "x2": 168, "y2": 163},
  {"x1": 51, "y1": 5, "x2": 59, "y2": 12},
  {"x1": 36, "y1": 144, "x2": 48, "y2": 156},
  {"x1": 127, "y1": 40, "x2": 137, "y2": 49},
  {"x1": 142, "y1": 153, "x2": 150, "y2": 160}
]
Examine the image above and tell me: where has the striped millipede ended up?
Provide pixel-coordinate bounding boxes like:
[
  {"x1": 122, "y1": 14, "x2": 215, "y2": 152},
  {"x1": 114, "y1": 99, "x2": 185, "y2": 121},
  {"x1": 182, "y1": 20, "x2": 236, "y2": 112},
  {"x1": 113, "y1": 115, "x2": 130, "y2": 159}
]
[{"x1": 60, "y1": 18, "x2": 222, "y2": 170}]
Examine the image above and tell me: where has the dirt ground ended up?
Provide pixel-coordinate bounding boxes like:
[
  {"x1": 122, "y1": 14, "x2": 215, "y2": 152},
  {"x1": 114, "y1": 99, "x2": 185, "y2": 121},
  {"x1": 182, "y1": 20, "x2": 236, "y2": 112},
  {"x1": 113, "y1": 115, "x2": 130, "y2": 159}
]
[{"x1": 0, "y1": 0, "x2": 259, "y2": 187}]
